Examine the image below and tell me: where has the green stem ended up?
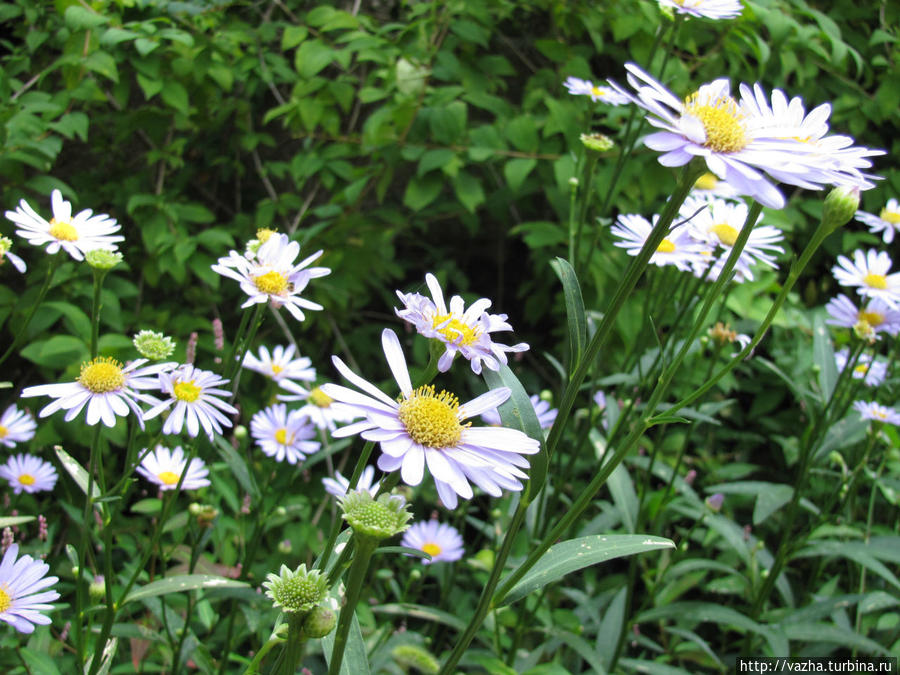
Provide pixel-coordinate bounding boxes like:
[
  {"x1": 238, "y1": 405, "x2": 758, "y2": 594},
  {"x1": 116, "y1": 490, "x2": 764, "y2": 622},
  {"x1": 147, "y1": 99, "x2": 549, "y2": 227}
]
[
  {"x1": 241, "y1": 626, "x2": 287, "y2": 675},
  {"x1": 230, "y1": 303, "x2": 266, "y2": 399},
  {"x1": 0, "y1": 254, "x2": 61, "y2": 368},
  {"x1": 75, "y1": 424, "x2": 102, "y2": 669},
  {"x1": 223, "y1": 307, "x2": 253, "y2": 381},
  {"x1": 276, "y1": 614, "x2": 309, "y2": 675},
  {"x1": 90, "y1": 268, "x2": 107, "y2": 359},
  {"x1": 328, "y1": 536, "x2": 378, "y2": 675}
]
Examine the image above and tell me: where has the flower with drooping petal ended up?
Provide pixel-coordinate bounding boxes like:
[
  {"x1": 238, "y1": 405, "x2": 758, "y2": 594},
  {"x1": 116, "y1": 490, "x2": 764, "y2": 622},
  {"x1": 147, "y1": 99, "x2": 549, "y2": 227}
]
[
  {"x1": 0, "y1": 544, "x2": 60, "y2": 633},
  {"x1": 6, "y1": 189, "x2": 123, "y2": 261},
  {"x1": 0, "y1": 454, "x2": 57, "y2": 495},
  {"x1": 21, "y1": 358, "x2": 173, "y2": 429},
  {"x1": 211, "y1": 233, "x2": 330, "y2": 322},
  {"x1": 277, "y1": 380, "x2": 360, "y2": 432},
  {"x1": 395, "y1": 274, "x2": 529, "y2": 375},
  {"x1": 0, "y1": 405, "x2": 36, "y2": 448},
  {"x1": 322, "y1": 465, "x2": 379, "y2": 498},
  {"x1": 563, "y1": 77, "x2": 630, "y2": 105},
  {"x1": 856, "y1": 199, "x2": 900, "y2": 244},
  {"x1": 835, "y1": 349, "x2": 887, "y2": 387},
  {"x1": 243, "y1": 344, "x2": 315, "y2": 385},
  {"x1": 136, "y1": 445, "x2": 210, "y2": 491},
  {"x1": 481, "y1": 394, "x2": 557, "y2": 430},
  {"x1": 611, "y1": 213, "x2": 707, "y2": 272},
  {"x1": 321, "y1": 329, "x2": 541, "y2": 509},
  {"x1": 853, "y1": 400, "x2": 900, "y2": 426},
  {"x1": 657, "y1": 0, "x2": 743, "y2": 19},
  {"x1": 825, "y1": 294, "x2": 900, "y2": 338},
  {"x1": 401, "y1": 520, "x2": 464, "y2": 564},
  {"x1": 0, "y1": 236, "x2": 26, "y2": 274},
  {"x1": 250, "y1": 404, "x2": 320, "y2": 464},
  {"x1": 832, "y1": 249, "x2": 900, "y2": 309},
  {"x1": 143, "y1": 364, "x2": 238, "y2": 440}
]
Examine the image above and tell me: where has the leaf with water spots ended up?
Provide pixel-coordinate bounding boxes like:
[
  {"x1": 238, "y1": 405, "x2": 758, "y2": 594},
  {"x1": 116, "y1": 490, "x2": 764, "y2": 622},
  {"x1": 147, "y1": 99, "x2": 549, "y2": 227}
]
[{"x1": 123, "y1": 574, "x2": 248, "y2": 605}]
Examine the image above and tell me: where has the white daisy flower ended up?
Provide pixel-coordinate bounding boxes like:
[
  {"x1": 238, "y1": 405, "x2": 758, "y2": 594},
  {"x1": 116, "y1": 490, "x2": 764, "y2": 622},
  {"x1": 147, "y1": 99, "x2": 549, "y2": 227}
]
[
  {"x1": 401, "y1": 520, "x2": 464, "y2": 564},
  {"x1": 250, "y1": 404, "x2": 320, "y2": 465},
  {"x1": 832, "y1": 249, "x2": 900, "y2": 309},
  {"x1": 0, "y1": 236, "x2": 26, "y2": 274},
  {"x1": 21, "y1": 358, "x2": 173, "y2": 429},
  {"x1": 277, "y1": 380, "x2": 360, "y2": 432},
  {"x1": 0, "y1": 405, "x2": 36, "y2": 448},
  {"x1": 853, "y1": 400, "x2": 900, "y2": 426},
  {"x1": 136, "y1": 445, "x2": 210, "y2": 491},
  {"x1": 856, "y1": 199, "x2": 900, "y2": 244},
  {"x1": 657, "y1": 0, "x2": 743, "y2": 19},
  {"x1": 824, "y1": 294, "x2": 900, "y2": 338},
  {"x1": 683, "y1": 196, "x2": 783, "y2": 281},
  {"x1": 211, "y1": 233, "x2": 330, "y2": 322},
  {"x1": 563, "y1": 77, "x2": 630, "y2": 105},
  {"x1": 0, "y1": 544, "x2": 60, "y2": 633},
  {"x1": 5, "y1": 189, "x2": 123, "y2": 261},
  {"x1": 609, "y1": 64, "x2": 859, "y2": 209},
  {"x1": 0, "y1": 454, "x2": 57, "y2": 495},
  {"x1": 321, "y1": 329, "x2": 541, "y2": 509},
  {"x1": 611, "y1": 213, "x2": 706, "y2": 272},
  {"x1": 322, "y1": 465, "x2": 379, "y2": 498},
  {"x1": 142, "y1": 364, "x2": 238, "y2": 440},
  {"x1": 243, "y1": 344, "x2": 316, "y2": 384},
  {"x1": 690, "y1": 172, "x2": 742, "y2": 200},
  {"x1": 835, "y1": 349, "x2": 887, "y2": 387},
  {"x1": 481, "y1": 394, "x2": 557, "y2": 430},
  {"x1": 395, "y1": 273, "x2": 529, "y2": 375}
]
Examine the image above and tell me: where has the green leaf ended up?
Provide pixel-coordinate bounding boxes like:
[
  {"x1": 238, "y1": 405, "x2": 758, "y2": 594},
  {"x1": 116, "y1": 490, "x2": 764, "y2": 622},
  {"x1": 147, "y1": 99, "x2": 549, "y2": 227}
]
[
  {"x1": 417, "y1": 149, "x2": 456, "y2": 177},
  {"x1": 124, "y1": 575, "x2": 248, "y2": 605},
  {"x1": 452, "y1": 171, "x2": 485, "y2": 213},
  {"x1": 322, "y1": 590, "x2": 370, "y2": 674},
  {"x1": 403, "y1": 174, "x2": 443, "y2": 211},
  {"x1": 482, "y1": 364, "x2": 547, "y2": 503},
  {"x1": 64, "y1": 6, "x2": 109, "y2": 30},
  {"x1": 812, "y1": 313, "x2": 837, "y2": 401},
  {"x1": 136, "y1": 73, "x2": 163, "y2": 100},
  {"x1": 41, "y1": 301, "x2": 92, "y2": 342},
  {"x1": 371, "y1": 603, "x2": 466, "y2": 631},
  {"x1": 796, "y1": 541, "x2": 900, "y2": 592},
  {"x1": 85, "y1": 51, "x2": 119, "y2": 83},
  {"x1": 161, "y1": 81, "x2": 189, "y2": 115},
  {"x1": 214, "y1": 435, "x2": 260, "y2": 500},
  {"x1": 0, "y1": 516, "x2": 35, "y2": 528},
  {"x1": 54, "y1": 446, "x2": 100, "y2": 499},
  {"x1": 509, "y1": 221, "x2": 566, "y2": 249},
  {"x1": 503, "y1": 158, "x2": 536, "y2": 192},
  {"x1": 18, "y1": 647, "x2": 62, "y2": 675},
  {"x1": 20, "y1": 335, "x2": 88, "y2": 368},
  {"x1": 782, "y1": 622, "x2": 889, "y2": 655},
  {"x1": 702, "y1": 481, "x2": 794, "y2": 525},
  {"x1": 813, "y1": 413, "x2": 868, "y2": 463},
  {"x1": 505, "y1": 116, "x2": 538, "y2": 152},
  {"x1": 429, "y1": 101, "x2": 467, "y2": 144},
  {"x1": 100, "y1": 27, "x2": 138, "y2": 47},
  {"x1": 498, "y1": 535, "x2": 674, "y2": 606},
  {"x1": 282, "y1": 25, "x2": 308, "y2": 50},
  {"x1": 131, "y1": 498, "x2": 163, "y2": 515},
  {"x1": 549, "y1": 258, "x2": 586, "y2": 373},
  {"x1": 295, "y1": 40, "x2": 334, "y2": 79}
]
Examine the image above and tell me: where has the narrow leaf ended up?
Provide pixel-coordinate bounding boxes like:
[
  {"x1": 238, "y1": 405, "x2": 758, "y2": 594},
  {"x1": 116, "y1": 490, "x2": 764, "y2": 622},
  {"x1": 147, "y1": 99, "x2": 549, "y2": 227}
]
[
  {"x1": 123, "y1": 575, "x2": 248, "y2": 605},
  {"x1": 54, "y1": 445, "x2": 99, "y2": 499},
  {"x1": 550, "y1": 258, "x2": 586, "y2": 374},
  {"x1": 812, "y1": 312, "x2": 838, "y2": 401},
  {"x1": 214, "y1": 435, "x2": 260, "y2": 500}
]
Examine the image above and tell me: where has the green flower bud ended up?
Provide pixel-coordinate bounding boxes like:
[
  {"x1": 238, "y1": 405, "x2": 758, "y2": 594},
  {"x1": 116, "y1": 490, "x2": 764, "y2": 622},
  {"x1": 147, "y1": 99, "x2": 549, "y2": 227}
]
[
  {"x1": 278, "y1": 539, "x2": 293, "y2": 555},
  {"x1": 189, "y1": 503, "x2": 218, "y2": 526},
  {"x1": 392, "y1": 644, "x2": 440, "y2": 675},
  {"x1": 580, "y1": 133, "x2": 614, "y2": 153},
  {"x1": 0, "y1": 236, "x2": 11, "y2": 256},
  {"x1": 89, "y1": 575, "x2": 106, "y2": 604},
  {"x1": 85, "y1": 249, "x2": 123, "y2": 270},
  {"x1": 233, "y1": 424, "x2": 248, "y2": 440},
  {"x1": 133, "y1": 330, "x2": 176, "y2": 360},
  {"x1": 263, "y1": 564, "x2": 328, "y2": 614},
  {"x1": 339, "y1": 490, "x2": 411, "y2": 541},
  {"x1": 301, "y1": 605, "x2": 337, "y2": 638},
  {"x1": 821, "y1": 185, "x2": 861, "y2": 234}
]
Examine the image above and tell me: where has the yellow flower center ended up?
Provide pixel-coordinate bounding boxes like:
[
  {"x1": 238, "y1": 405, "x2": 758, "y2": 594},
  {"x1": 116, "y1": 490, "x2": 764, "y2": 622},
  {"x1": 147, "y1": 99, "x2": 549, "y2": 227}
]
[
  {"x1": 684, "y1": 92, "x2": 748, "y2": 153},
  {"x1": 174, "y1": 381, "x2": 201, "y2": 402},
  {"x1": 874, "y1": 409, "x2": 888, "y2": 420},
  {"x1": 879, "y1": 208, "x2": 900, "y2": 225},
  {"x1": 254, "y1": 270, "x2": 289, "y2": 295},
  {"x1": 0, "y1": 425, "x2": 7, "y2": 439},
  {"x1": 0, "y1": 585, "x2": 11, "y2": 613},
  {"x1": 18, "y1": 473, "x2": 35, "y2": 486},
  {"x1": 863, "y1": 273, "x2": 888, "y2": 290},
  {"x1": 158, "y1": 471, "x2": 181, "y2": 486},
  {"x1": 309, "y1": 387, "x2": 333, "y2": 408},
  {"x1": 432, "y1": 313, "x2": 480, "y2": 347},
  {"x1": 859, "y1": 310, "x2": 884, "y2": 327},
  {"x1": 711, "y1": 223, "x2": 739, "y2": 246},
  {"x1": 271, "y1": 364, "x2": 284, "y2": 375},
  {"x1": 397, "y1": 385, "x2": 466, "y2": 449},
  {"x1": 656, "y1": 239, "x2": 676, "y2": 253},
  {"x1": 49, "y1": 217, "x2": 79, "y2": 241},
  {"x1": 274, "y1": 428, "x2": 293, "y2": 445},
  {"x1": 256, "y1": 228, "x2": 277, "y2": 243},
  {"x1": 694, "y1": 173, "x2": 719, "y2": 190},
  {"x1": 422, "y1": 542, "x2": 442, "y2": 557},
  {"x1": 853, "y1": 363, "x2": 870, "y2": 376},
  {"x1": 78, "y1": 357, "x2": 125, "y2": 393},
  {"x1": 590, "y1": 86, "x2": 606, "y2": 98}
]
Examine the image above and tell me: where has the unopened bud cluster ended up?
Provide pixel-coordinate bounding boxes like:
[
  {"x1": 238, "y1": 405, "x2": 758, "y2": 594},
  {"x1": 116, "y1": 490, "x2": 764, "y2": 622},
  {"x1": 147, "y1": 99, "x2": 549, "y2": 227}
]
[
  {"x1": 133, "y1": 330, "x2": 176, "y2": 360},
  {"x1": 85, "y1": 249, "x2": 123, "y2": 271},
  {"x1": 263, "y1": 563, "x2": 336, "y2": 638},
  {"x1": 339, "y1": 490, "x2": 412, "y2": 541}
]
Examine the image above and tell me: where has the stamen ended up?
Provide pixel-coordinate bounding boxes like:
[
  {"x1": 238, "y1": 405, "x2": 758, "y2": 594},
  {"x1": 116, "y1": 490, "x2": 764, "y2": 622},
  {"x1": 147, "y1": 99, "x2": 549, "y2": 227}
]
[
  {"x1": 657, "y1": 239, "x2": 677, "y2": 253},
  {"x1": 158, "y1": 471, "x2": 181, "y2": 486},
  {"x1": 257, "y1": 228, "x2": 277, "y2": 243},
  {"x1": 422, "y1": 542, "x2": 442, "y2": 557},
  {"x1": 879, "y1": 208, "x2": 900, "y2": 225},
  {"x1": 0, "y1": 426, "x2": 7, "y2": 438},
  {"x1": 859, "y1": 310, "x2": 884, "y2": 327},
  {"x1": 0, "y1": 585, "x2": 11, "y2": 613},
  {"x1": 78, "y1": 357, "x2": 125, "y2": 393},
  {"x1": 49, "y1": 218, "x2": 79, "y2": 241},
  {"x1": 397, "y1": 385, "x2": 466, "y2": 448},
  {"x1": 711, "y1": 223, "x2": 739, "y2": 246},
  {"x1": 863, "y1": 273, "x2": 888, "y2": 290},
  {"x1": 432, "y1": 313, "x2": 480, "y2": 346},
  {"x1": 174, "y1": 381, "x2": 201, "y2": 402},
  {"x1": 309, "y1": 387, "x2": 333, "y2": 408},
  {"x1": 18, "y1": 473, "x2": 35, "y2": 486},
  {"x1": 694, "y1": 173, "x2": 719, "y2": 190},
  {"x1": 254, "y1": 271, "x2": 289, "y2": 295},
  {"x1": 271, "y1": 364, "x2": 284, "y2": 375},
  {"x1": 684, "y1": 91, "x2": 748, "y2": 153},
  {"x1": 274, "y1": 428, "x2": 292, "y2": 445}
]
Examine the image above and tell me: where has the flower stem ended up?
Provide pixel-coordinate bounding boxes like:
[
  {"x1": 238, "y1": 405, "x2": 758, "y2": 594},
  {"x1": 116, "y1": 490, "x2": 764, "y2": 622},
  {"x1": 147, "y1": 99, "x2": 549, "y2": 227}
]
[{"x1": 328, "y1": 536, "x2": 378, "y2": 675}]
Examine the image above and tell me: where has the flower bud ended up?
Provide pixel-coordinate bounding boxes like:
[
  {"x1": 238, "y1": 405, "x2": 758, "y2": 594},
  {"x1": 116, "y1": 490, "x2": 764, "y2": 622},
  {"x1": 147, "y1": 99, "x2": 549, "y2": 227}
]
[
  {"x1": 89, "y1": 575, "x2": 106, "y2": 604},
  {"x1": 263, "y1": 564, "x2": 328, "y2": 614},
  {"x1": 579, "y1": 133, "x2": 614, "y2": 153},
  {"x1": 278, "y1": 539, "x2": 292, "y2": 555},
  {"x1": 133, "y1": 330, "x2": 176, "y2": 360},
  {"x1": 821, "y1": 185, "x2": 861, "y2": 234},
  {"x1": 339, "y1": 490, "x2": 411, "y2": 541},
  {"x1": 301, "y1": 605, "x2": 337, "y2": 638},
  {"x1": 85, "y1": 249, "x2": 123, "y2": 271},
  {"x1": 705, "y1": 493, "x2": 724, "y2": 512},
  {"x1": 233, "y1": 424, "x2": 248, "y2": 440}
]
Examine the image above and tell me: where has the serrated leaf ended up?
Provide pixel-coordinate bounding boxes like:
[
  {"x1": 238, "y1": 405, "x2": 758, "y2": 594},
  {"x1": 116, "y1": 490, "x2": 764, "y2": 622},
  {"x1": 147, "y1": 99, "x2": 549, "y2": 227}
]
[
  {"x1": 550, "y1": 258, "x2": 586, "y2": 374},
  {"x1": 123, "y1": 575, "x2": 248, "y2": 605},
  {"x1": 403, "y1": 174, "x2": 442, "y2": 211},
  {"x1": 452, "y1": 171, "x2": 485, "y2": 213},
  {"x1": 295, "y1": 40, "x2": 334, "y2": 78}
]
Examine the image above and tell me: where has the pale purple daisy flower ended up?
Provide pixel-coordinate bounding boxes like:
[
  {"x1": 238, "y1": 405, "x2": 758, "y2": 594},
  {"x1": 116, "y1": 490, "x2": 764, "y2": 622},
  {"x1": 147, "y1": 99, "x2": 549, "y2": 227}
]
[
  {"x1": 481, "y1": 394, "x2": 557, "y2": 430},
  {"x1": 277, "y1": 380, "x2": 360, "y2": 432},
  {"x1": 143, "y1": 364, "x2": 238, "y2": 440},
  {"x1": 136, "y1": 445, "x2": 210, "y2": 491},
  {"x1": 853, "y1": 400, "x2": 900, "y2": 426},
  {"x1": 0, "y1": 405, "x2": 36, "y2": 448},
  {"x1": 832, "y1": 249, "x2": 900, "y2": 308},
  {"x1": 824, "y1": 294, "x2": 900, "y2": 338},
  {"x1": 0, "y1": 236, "x2": 26, "y2": 273},
  {"x1": 563, "y1": 77, "x2": 630, "y2": 104},
  {"x1": 250, "y1": 404, "x2": 320, "y2": 464},
  {"x1": 401, "y1": 520, "x2": 464, "y2": 564},
  {"x1": 855, "y1": 199, "x2": 900, "y2": 244},
  {"x1": 321, "y1": 329, "x2": 541, "y2": 509},
  {"x1": 322, "y1": 465, "x2": 379, "y2": 498},
  {"x1": 243, "y1": 344, "x2": 316, "y2": 384},
  {"x1": 834, "y1": 349, "x2": 887, "y2": 387},
  {"x1": 657, "y1": 0, "x2": 743, "y2": 20},
  {"x1": 611, "y1": 213, "x2": 706, "y2": 272},
  {"x1": 0, "y1": 454, "x2": 57, "y2": 495},
  {"x1": 0, "y1": 544, "x2": 60, "y2": 633}
]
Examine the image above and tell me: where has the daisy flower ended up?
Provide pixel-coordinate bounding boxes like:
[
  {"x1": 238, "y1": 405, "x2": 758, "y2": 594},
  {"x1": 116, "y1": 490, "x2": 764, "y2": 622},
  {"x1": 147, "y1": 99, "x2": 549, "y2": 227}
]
[
  {"x1": 481, "y1": 394, "x2": 557, "y2": 429},
  {"x1": 832, "y1": 250, "x2": 900, "y2": 308},
  {"x1": 243, "y1": 344, "x2": 316, "y2": 384},
  {"x1": 395, "y1": 273, "x2": 529, "y2": 375},
  {"x1": 211, "y1": 233, "x2": 330, "y2": 322},
  {"x1": 0, "y1": 405, "x2": 36, "y2": 448},
  {"x1": 0, "y1": 236, "x2": 26, "y2": 274},
  {"x1": 322, "y1": 465, "x2": 379, "y2": 498},
  {"x1": 136, "y1": 445, "x2": 210, "y2": 491},
  {"x1": 21, "y1": 358, "x2": 173, "y2": 429},
  {"x1": 563, "y1": 77, "x2": 630, "y2": 105},
  {"x1": 856, "y1": 199, "x2": 900, "y2": 244},
  {"x1": 609, "y1": 64, "x2": 858, "y2": 209},
  {"x1": 250, "y1": 404, "x2": 320, "y2": 464},
  {"x1": 401, "y1": 520, "x2": 464, "y2": 564},
  {"x1": 611, "y1": 213, "x2": 706, "y2": 272},
  {"x1": 0, "y1": 544, "x2": 60, "y2": 633},
  {"x1": 824, "y1": 294, "x2": 900, "y2": 338},
  {"x1": 321, "y1": 329, "x2": 541, "y2": 509},
  {"x1": 690, "y1": 172, "x2": 742, "y2": 200},
  {"x1": 5, "y1": 189, "x2": 123, "y2": 261},
  {"x1": 683, "y1": 196, "x2": 783, "y2": 281},
  {"x1": 0, "y1": 454, "x2": 57, "y2": 495},
  {"x1": 835, "y1": 349, "x2": 887, "y2": 387},
  {"x1": 277, "y1": 380, "x2": 360, "y2": 432},
  {"x1": 657, "y1": 0, "x2": 743, "y2": 19},
  {"x1": 142, "y1": 364, "x2": 238, "y2": 440},
  {"x1": 853, "y1": 400, "x2": 900, "y2": 426}
]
